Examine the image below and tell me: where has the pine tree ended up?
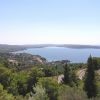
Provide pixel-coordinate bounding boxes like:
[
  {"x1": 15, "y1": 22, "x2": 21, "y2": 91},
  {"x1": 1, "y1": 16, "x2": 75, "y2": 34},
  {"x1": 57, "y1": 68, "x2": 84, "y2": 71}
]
[
  {"x1": 84, "y1": 56, "x2": 97, "y2": 98},
  {"x1": 63, "y1": 63, "x2": 71, "y2": 85}
]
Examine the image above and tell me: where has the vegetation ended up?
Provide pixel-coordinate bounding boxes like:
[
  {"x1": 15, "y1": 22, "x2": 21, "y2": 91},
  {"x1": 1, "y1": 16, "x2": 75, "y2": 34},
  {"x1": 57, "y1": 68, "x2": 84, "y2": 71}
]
[
  {"x1": 0, "y1": 52, "x2": 100, "y2": 100},
  {"x1": 63, "y1": 63, "x2": 71, "y2": 85},
  {"x1": 58, "y1": 85, "x2": 88, "y2": 100},
  {"x1": 29, "y1": 84, "x2": 49, "y2": 100},
  {"x1": 84, "y1": 56, "x2": 97, "y2": 98}
]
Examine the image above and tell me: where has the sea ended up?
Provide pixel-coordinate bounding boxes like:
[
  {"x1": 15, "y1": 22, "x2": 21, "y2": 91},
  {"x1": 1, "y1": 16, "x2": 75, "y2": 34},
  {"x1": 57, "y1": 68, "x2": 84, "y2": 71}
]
[{"x1": 15, "y1": 47, "x2": 100, "y2": 63}]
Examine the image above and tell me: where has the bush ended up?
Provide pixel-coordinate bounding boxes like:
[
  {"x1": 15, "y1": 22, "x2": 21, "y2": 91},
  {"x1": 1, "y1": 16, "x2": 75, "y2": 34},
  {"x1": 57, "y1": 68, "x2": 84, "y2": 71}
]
[
  {"x1": 0, "y1": 84, "x2": 14, "y2": 100},
  {"x1": 28, "y1": 85, "x2": 49, "y2": 100},
  {"x1": 37, "y1": 78, "x2": 59, "y2": 100},
  {"x1": 58, "y1": 85, "x2": 88, "y2": 100}
]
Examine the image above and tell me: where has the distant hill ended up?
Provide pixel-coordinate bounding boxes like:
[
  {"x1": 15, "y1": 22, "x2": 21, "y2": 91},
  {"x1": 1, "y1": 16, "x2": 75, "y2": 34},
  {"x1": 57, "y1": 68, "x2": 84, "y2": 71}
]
[
  {"x1": 61, "y1": 44, "x2": 100, "y2": 49},
  {"x1": 0, "y1": 44, "x2": 27, "y2": 53},
  {"x1": 0, "y1": 44, "x2": 100, "y2": 53}
]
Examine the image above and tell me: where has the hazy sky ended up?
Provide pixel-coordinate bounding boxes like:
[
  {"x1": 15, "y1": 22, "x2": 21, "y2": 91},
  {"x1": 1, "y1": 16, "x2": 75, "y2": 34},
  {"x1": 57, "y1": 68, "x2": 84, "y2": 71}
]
[{"x1": 0, "y1": 0, "x2": 100, "y2": 45}]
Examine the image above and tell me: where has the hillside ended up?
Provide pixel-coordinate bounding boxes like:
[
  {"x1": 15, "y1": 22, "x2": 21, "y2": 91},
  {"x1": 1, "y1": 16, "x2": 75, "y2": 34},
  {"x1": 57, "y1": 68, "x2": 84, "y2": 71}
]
[{"x1": 1, "y1": 44, "x2": 100, "y2": 53}]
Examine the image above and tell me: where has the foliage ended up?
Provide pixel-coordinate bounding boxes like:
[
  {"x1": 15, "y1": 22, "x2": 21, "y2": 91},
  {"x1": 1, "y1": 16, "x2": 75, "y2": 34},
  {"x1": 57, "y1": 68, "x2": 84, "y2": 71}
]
[
  {"x1": 43, "y1": 66, "x2": 57, "y2": 77},
  {"x1": 93, "y1": 57, "x2": 100, "y2": 70},
  {"x1": 27, "y1": 67, "x2": 45, "y2": 93},
  {"x1": 63, "y1": 63, "x2": 71, "y2": 85},
  {"x1": 7, "y1": 71, "x2": 29, "y2": 96},
  {"x1": 29, "y1": 85, "x2": 49, "y2": 100},
  {"x1": 69, "y1": 63, "x2": 87, "y2": 70},
  {"x1": 58, "y1": 85, "x2": 88, "y2": 100},
  {"x1": 95, "y1": 74, "x2": 100, "y2": 98},
  {"x1": 84, "y1": 56, "x2": 97, "y2": 98},
  {"x1": 63, "y1": 63, "x2": 78, "y2": 86},
  {"x1": 0, "y1": 67, "x2": 12, "y2": 88},
  {"x1": 38, "y1": 78, "x2": 59, "y2": 100},
  {"x1": 0, "y1": 53, "x2": 100, "y2": 99},
  {"x1": 0, "y1": 84, "x2": 14, "y2": 100}
]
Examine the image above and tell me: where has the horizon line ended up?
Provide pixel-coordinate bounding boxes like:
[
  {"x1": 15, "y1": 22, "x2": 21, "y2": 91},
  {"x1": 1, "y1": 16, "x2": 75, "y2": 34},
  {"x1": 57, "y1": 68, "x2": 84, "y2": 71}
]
[{"x1": 0, "y1": 43, "x2": 100, "y2": 46}]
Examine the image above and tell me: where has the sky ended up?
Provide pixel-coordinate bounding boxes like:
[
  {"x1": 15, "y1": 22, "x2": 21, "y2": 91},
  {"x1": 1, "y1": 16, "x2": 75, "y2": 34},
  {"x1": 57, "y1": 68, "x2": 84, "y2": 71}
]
[{"x1": 0, "y1": 0, "x2": 100, "y2": 45}]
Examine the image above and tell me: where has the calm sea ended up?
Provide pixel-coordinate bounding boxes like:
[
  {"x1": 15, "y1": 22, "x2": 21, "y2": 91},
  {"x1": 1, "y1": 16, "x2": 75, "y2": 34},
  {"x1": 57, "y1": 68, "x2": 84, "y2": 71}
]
[{"x1": 16, "y1": 47, "x2": 100, "y2": 63}]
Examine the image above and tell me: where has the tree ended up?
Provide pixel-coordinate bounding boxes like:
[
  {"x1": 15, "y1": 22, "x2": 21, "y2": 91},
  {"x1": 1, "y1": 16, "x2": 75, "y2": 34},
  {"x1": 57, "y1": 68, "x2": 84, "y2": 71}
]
[
  {"x1": 29, "y1": 85, "x2": 49, "y2": 100},
  {"x1": 43, "y1": 67, "x2": 54, "y2": 77},
  {"x1": 93, "y1": 59, "x2": 98, "y2": 70},
  {"x1": 63, "y1": 63, "x2": 71, "y2": 85},
  {"x1": 0, "y1": 67, "x2": 11, "y2": 88},
  {"x1": 0, "y1": 84, "x2": 14, "y2": 100},
  {"x1": 8, "y1": 71, "x2": 28, "y2": 96},
  {"x1": 38, "y1": 78, "x2": 59, "y2": 100},
  {"x1": 84, "y1": 56, "x2": 97, "y2": 98},
  {"x1": 27, "y1": 68, "x2": 44, "y2": 93}
]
